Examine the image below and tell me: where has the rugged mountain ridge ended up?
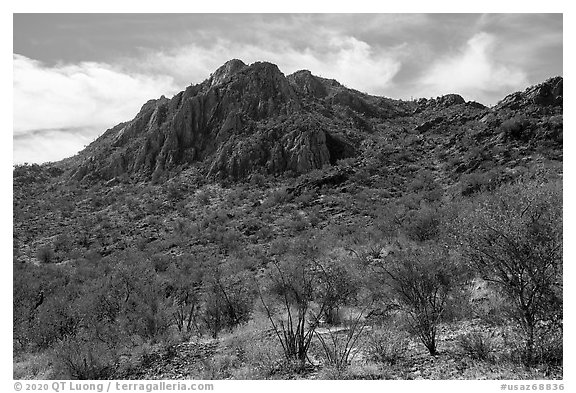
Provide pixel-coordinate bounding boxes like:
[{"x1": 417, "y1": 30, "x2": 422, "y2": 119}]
[
  {"x1": 61, "y1": 60, "x2": 562, "y2": 183},
  {"x1": 69, "y1": 60, "x2": 355, "y2": 181}
]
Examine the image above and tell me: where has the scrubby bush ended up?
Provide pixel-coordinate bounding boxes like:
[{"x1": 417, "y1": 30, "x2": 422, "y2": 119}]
[
  {"x1": 52, "y1": 335, "x2": 116, "y2": 379},
  {"x1": 226, "y1": 316, "x2": 284, "y2": 379},
  {"x1": 500, "y1": 116, "x2": 532, "y2": 141},
  {"x1": 315, "y1": 257, "x2": 360, "y2": 325},
  {"x1": 458, "y1": 332, "x2": 494, "y2": 361},
  {"x1": 258, "y1": 234, "x2": 330, "y2": 368},
  {"x1": 366, "y1": 327, "x2": 410, "y2": 365},
  {"x1": 263, "y1": 187, "x2": 293, "y2": 207},
  {"x1": 259, "y1": 257, "x2": 320, "y2": 368},
  {"x1": 198, "y1": 353, "x2": 238, "y2": 379},
  {"x1": 407, "y1": 170, "x2": 443, "y2": 202},
  {"x1": 36, "y1": 245, "x2": 55, "y2": 264},
  {"x1": 372, "y1": 242, "x2": 470, "y2": 355},
  {"x1": 196, "y1": 190, "x2": 211, "y2": 206},
  {"x1": 166, "y1": 181, "x2": 188, "y2": 202},
  {"x1": 458, "y1": 179, "x2": 562, "y2": 365},
  {"x1": 402, "y1": 206, "x2": 441, "y2": 242},
  {"x1": 53, "y1": 233, "x2": 72, "y2": 254},
  {"x1": 201, "y1": 269, "x2": 256, "y2": 338},
  {"x1": 460, "y1": 172, "x2": 489, "y2": 196},
  {"x1": 249, "y1": 173, "x2": 266, "y2": 187},
  {"x1": 315, "y1": 311, "x2": 367, "y2": 373}
]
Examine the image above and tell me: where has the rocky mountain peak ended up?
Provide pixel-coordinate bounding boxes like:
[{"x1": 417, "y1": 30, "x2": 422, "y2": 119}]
[
  {"x1": 61, "y1": 61, "x2": 562, "y2": 183},
  {"x1": 416, "y1": 94, "x2": 466, "y2": 110},
  {"x1": 495, "y1": 76, "x2": 563, "y2": 110},
  {"x1": 287, "y1": 70, "x2": 328, "y2": 98},
  {"x1": 208, "y1": 59, "x2": 247, "y2": 87}
]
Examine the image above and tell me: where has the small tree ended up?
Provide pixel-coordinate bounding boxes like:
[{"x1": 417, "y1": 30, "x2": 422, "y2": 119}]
[
  {"x1": 166, "y1": 258, "x2": 204, "y2": 335},
  {"x1": 373, "y1": 243, "x2": 468, "y2": 355},
  {"x1": 201, "y1": 267, "x2": 255, "y2": 338},
  {"x1": 315, "y1": 257, "x2": 359, "y2": 325},
  {"x1": 458, "y1": 180, "x2": 562, "y2": 364}
]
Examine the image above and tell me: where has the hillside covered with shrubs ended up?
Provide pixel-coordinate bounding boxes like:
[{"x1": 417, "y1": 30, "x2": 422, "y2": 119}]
[{"x1": 13, "y1": 62, "x2": 562, "y2": 380}]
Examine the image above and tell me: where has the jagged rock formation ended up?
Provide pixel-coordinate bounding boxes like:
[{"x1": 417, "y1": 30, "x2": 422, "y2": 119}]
[
  {"x1": 495, "y1": 76, "x2": 563, "y2": 110},
  {"x1": 69, "y1": 60, "x2": 360, "y2": 181},
  {"x1": 65, "y1": 60, "x2": 562, "y2": 182}
]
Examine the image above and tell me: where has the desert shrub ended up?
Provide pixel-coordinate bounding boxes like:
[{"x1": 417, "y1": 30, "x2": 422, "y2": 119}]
[
  {"x1": 151, "y1": 253, "x2": 172, "y2": 273},
  {"x1": 458, "y1": 179, "x2": 562, "y2": 364},
  {"x1": 33, "y1": 292, "x2": 82, "y2": 348},
  {"x1": 226, "y1": 316, "x2": 284, "y2": 379},
  {"x1": 402, "y1": 206, "x2": 441, "y2": 242},
  {"x1": 198, "y1": 353, "x2": 238, "y2": 379},
  {"x1": 13, "y1": 352, "x2": 56, "y2": 380},
  {"x1": 259, "y1": 232, "x2": 367, "y2": 371},
  {"x1": 315, "y1": 311, "x2": 367, "y2": 373},
  {"x1": 52, "y1": 335, "x2": 116, "y2": 379},
  {"x1": 102, "y1": 251, "x2": 173, "y2": 340},
  {"x1": 533, "y1": 322, "x2": 563, "y2": 366},
  {"x1": 503, "y1": 321, "x2": 563, "y2": 368},
  {"x1": 13, "y1": 263, "x2": 69, "y2": 350},
  {"x1": 407, "y1": 170, "x2": 443, "y2": 202},
  {"x1": 263, "y1": 187, "x2": 293, "y2": 207},
  {"x1": 53, "y1": 233, "x2": 72, "y2": 253},
  {"x1": 315, "y1": 257, "x2": 360, "y2": 325},
  {"x1": 283, "y1": 212, "x2": 307, "y2": 233},
  {"x1": 440, "y1": 285, "x2": 475, "y2": 322},
  {"x1": 315, "y1": 310, "x2": 366, "y2": 372},
  {"x1": 249, "y1": 173, "x2": 266, "y2": 187},
  {"x1": 500, "y1": 116, "x2": 532, "y2": 141},
  {"x1": 166, "y1": 181, "x2": 188, "y2": 202},
  {"x1": 259, "y1": 257, "x2": 320, "y2": 368},
  {"x1": 224, "y1": 186, "x2": 249, "y2": 207},
  {"x1": 166, "y1": 258, "x2": 204, "y2": 336},
  {"x1": 372, "y1": 242, "x2": 470, "y2": 355},
  {"x1": 458, "y1": 332, "x2": 494, "y2": 361},
  {"x1": 294, "y1": 189, "x2": 316, "y2": 206},
  {"x1": 336, "y1": 157, "x2": 355, "y2": 168},
  {"x1": 258, "y1": 234, "x2": 330, "y2": 368},
  {"x1": 366, "y1": 327, "x2": 410, "y2": 365},
  {"x1": 460, "y1": 172, "x2": 489, "y2": 196},
  {"x1": 217, "y1": 228, "x2": 242, "y2": 252},
  {"x1": 201, "y1": 269, "x2": 256, "y2": 338},
  {"x1": 36, "y1": 245, "x2": 55, "y2": 264},
  {"x1": 196, "y1": 190, "x2": 211, "y2": 206}
]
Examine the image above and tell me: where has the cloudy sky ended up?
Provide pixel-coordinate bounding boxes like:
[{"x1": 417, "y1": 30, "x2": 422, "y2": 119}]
[{"x1": 13, "y1": 13, "x2": 562, "y2": 164}]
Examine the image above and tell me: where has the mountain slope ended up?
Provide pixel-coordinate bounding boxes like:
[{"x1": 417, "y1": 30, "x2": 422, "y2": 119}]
[
  {"x1": 59, "y1": 60, "x2": 561, "y2": 186},
  {"x1": 12, "y1": 62, "x2": 563, "y2": 381},
  {"x1": 67, "y1": 60, "x2": 365, "y2": 181}
]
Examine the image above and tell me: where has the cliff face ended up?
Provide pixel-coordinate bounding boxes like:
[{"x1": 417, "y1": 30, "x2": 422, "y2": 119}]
[
  {"x1": 70, "y1": 60, "x2": 360, "y2": 181},
  {"x1": 67, "y1": 60, "x2": 562, "y2": 182}
]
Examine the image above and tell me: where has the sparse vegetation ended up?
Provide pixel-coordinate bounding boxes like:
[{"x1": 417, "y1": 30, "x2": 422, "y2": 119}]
[
  {"x1": 372, "y1": 243, "x2": 470, "y2": 355},
  {"x1": 458, "y1": 180, "x2": 562, "y2": 365},
  {"x1": 458, "y1": 332, "x2": 495, "y2": 361},
  {"x1": 13, "y1": 69, "x2": 562, "y2": 380}
]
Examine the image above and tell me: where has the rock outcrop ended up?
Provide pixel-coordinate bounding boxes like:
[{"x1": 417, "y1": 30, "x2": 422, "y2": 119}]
[
  {"x1": 495, "y1": 77, "x2": 563, "y2": 110},
  {"x1": 66, "y1": 61, "x2": 562, "y2": 183},
  {"x1": 70, "y1": 61, "x2": 361, "y2": 181}
]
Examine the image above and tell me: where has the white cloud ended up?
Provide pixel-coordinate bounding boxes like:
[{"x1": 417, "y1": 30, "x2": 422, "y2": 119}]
[
  {"x1": 13, "y1": 54, "x2": 178, "y2": 163},
  {"x1": 12, "y1": 29, "x2": 537, "y2": 164},
  {"x1": 136, "y1": 36, "x2": 403, "y2": 95},
  {"x1": 13, "y1": 130, "x2": 93, "y2": 165},
  {"x1": 415, "y1": 32, "x2": 528, "y2": 104},
  {"x1": 13, "y1": 38, "x2": 403, "y2": 164}
]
